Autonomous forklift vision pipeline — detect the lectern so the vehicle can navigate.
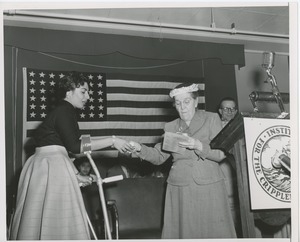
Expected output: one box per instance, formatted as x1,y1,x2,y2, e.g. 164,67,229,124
211,112,290,238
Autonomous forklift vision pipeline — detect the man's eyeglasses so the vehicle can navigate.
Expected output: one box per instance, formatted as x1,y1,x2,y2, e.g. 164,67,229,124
222,107,237,113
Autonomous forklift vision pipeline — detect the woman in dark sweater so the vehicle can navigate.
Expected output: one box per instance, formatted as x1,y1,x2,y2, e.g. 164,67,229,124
10,72,132,240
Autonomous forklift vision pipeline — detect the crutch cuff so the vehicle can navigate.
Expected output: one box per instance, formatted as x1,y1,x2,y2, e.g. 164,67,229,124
80,134,92,153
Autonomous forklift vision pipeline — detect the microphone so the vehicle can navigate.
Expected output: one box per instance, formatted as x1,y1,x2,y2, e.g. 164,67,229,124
259,51,286,114
262,51,275,70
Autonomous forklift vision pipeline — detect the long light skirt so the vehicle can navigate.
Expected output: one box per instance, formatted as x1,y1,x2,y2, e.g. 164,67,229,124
10,146,91,240
162,180,237,239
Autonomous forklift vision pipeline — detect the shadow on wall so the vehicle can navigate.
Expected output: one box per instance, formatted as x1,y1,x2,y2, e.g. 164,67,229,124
251,70,265,89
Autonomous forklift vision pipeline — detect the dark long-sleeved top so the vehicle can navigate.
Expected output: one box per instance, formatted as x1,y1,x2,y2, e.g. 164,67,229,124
34,100,81,154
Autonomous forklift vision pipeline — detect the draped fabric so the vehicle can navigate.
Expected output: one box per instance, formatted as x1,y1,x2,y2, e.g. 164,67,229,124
5,26,245,67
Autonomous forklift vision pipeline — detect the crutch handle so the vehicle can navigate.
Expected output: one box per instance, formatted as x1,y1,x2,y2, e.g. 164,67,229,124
103,175,124,184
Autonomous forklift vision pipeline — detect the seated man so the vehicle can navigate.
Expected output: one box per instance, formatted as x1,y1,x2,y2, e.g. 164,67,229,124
218,97,238,127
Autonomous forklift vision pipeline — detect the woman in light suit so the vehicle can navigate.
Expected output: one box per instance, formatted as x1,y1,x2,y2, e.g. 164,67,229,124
130,83,236,239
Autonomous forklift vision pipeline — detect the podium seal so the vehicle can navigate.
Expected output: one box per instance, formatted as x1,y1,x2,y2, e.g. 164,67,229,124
251,125,291,203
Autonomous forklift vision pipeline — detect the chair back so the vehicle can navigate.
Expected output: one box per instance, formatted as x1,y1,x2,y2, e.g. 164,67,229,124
104,177,166,239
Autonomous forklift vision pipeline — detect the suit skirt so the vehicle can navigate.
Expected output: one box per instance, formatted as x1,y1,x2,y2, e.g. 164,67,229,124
10,145,91,240
162,180,237,239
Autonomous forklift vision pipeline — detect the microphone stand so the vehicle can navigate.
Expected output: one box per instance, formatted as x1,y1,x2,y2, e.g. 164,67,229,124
250,51,288,116
265,68,286,113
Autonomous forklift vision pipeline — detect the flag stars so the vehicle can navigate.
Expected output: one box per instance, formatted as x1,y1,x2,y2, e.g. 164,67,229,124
30,112,36,118
27,70,106,122
30,103,36,109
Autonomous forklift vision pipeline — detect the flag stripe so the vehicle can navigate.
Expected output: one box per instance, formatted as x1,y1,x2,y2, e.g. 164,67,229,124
108,100,174,108
105,114,176,122
26,121,168,130
27,128,165,138
107,93,205,103
108,100,205,109
107,86,169,95
79,121,166,130
107,107,176,116
107,93,171,101
106,75,204,84
86,129,164,137
107,79,205,90
107,86,205,96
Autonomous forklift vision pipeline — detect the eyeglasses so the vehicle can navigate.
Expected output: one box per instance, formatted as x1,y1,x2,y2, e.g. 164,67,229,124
175,98,193,107
222,107,237,113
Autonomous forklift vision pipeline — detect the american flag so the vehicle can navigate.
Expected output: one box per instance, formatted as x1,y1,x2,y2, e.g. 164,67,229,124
23,67,205,158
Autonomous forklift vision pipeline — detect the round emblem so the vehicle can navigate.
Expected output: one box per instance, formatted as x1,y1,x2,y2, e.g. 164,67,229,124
252,125,291,202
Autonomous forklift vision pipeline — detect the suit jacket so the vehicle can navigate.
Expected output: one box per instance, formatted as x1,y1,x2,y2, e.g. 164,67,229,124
138,110,225,186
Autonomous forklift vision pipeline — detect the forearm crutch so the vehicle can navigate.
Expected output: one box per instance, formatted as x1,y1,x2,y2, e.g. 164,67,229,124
80,135,123,239
84,151,123,240
86,210,98,239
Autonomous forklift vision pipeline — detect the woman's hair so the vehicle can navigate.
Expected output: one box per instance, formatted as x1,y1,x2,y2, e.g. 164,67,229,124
56,71,87,100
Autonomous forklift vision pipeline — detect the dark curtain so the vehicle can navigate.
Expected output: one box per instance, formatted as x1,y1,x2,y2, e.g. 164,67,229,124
4,25,243,188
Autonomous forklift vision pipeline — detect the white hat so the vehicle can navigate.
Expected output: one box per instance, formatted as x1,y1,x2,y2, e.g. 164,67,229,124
169,83,199,98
